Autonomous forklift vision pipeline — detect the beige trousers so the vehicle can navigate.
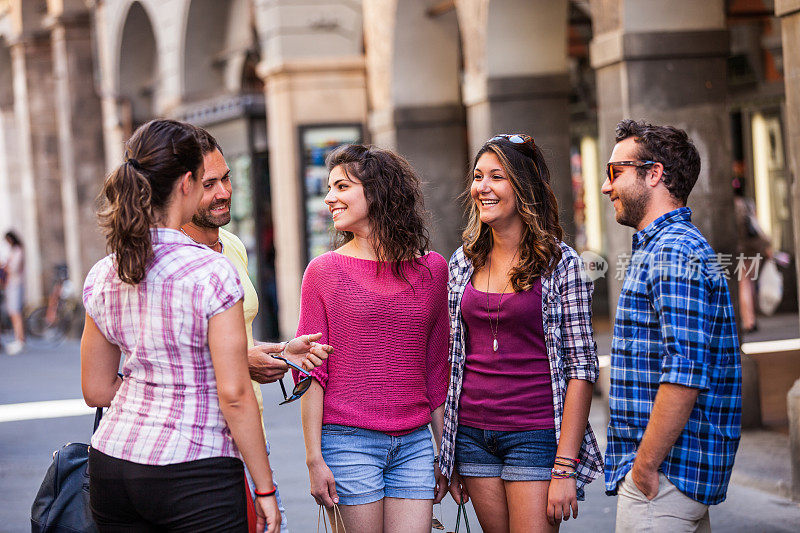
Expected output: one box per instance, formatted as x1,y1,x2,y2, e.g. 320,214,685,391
615,471,710,533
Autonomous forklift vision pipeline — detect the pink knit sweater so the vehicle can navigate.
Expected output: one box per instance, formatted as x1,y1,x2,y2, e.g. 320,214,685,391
296,251,450,435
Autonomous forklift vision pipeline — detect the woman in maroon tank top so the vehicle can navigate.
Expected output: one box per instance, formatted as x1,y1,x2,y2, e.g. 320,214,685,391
439,134,603,531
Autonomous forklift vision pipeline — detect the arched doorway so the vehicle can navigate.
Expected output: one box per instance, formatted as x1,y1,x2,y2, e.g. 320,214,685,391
118,1,157,136
181,0,277,338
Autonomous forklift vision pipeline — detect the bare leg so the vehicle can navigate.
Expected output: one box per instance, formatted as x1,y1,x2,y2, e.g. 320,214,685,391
738,269,756,330
10,313,24,343
383,498,432,533
331,500,383,533
461,476,509,533
505,480,557,533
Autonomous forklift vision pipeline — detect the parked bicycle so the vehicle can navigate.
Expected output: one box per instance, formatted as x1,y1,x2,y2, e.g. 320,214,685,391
25,264,84,344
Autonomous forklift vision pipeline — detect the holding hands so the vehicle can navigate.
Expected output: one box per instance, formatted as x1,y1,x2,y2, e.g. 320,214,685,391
248,332,333,384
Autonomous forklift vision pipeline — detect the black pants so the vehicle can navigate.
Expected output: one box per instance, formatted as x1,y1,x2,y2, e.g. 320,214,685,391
88,448,248,533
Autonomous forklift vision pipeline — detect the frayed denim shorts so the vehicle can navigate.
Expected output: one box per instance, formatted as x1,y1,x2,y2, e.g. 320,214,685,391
321,424,435,505
454,424,557,481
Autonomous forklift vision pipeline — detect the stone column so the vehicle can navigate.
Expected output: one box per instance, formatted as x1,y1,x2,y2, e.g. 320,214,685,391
50,10,106,289
776,0,800,332
0,43,22,238
365,0,467,256
10,31,63,301
260,58,368,338
91,0,124,171
254,0,368,338
457,0,576,243
590,0,736,310
391,106,467,256
591,1,755,423
0,106,23,236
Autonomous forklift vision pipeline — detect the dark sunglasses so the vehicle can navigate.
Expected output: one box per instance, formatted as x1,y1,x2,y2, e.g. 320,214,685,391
605,160,658,184
271,354,312,405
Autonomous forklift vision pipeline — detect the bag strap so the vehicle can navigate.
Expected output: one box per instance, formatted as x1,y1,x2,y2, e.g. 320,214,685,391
317,505,328,533
317,504,347,533
93,407,103,433
455,502,471,533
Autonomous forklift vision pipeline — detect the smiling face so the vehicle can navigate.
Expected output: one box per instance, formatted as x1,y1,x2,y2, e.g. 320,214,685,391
470,151,521,229
192,149,232,228
602,137,652,230
324,164,371,237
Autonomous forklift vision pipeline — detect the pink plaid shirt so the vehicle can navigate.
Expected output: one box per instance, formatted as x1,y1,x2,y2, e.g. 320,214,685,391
83,228,244,465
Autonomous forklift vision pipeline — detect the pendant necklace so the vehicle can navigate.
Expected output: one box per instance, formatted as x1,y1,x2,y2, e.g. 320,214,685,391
486,249,517,352
180,227,224,252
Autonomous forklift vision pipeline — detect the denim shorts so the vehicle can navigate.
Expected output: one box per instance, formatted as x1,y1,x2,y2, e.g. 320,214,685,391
454,424,557,481
321,424,435,505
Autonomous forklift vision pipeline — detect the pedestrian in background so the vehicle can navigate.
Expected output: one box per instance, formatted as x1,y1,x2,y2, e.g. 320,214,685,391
440,134,602,532
3,230,25,354
81,119,280,531
601,120,741,532
181,126,332,532
732,175,772,333
296,144,450,532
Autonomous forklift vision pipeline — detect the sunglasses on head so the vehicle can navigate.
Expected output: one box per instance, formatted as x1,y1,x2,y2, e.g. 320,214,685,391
605,160,658,184
489,133,534,146
271,353,313,405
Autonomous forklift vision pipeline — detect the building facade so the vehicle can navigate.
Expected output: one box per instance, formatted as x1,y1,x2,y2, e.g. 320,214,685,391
0,0,797,345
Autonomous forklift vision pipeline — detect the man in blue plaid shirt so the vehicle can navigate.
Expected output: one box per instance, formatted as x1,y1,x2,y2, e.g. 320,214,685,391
601,120,741,532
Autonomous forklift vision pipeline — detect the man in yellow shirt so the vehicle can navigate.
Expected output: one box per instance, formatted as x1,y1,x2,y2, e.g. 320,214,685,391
182,127,331,532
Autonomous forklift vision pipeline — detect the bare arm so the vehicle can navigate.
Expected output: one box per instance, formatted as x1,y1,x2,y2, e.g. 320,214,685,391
548,379,594,524
80,313,122,407
301,380,338,507
632,383,699,499
208,301,280,531
429,403,448,503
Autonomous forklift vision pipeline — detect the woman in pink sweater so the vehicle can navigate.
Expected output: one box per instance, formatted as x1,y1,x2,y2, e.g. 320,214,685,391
296,144,450,532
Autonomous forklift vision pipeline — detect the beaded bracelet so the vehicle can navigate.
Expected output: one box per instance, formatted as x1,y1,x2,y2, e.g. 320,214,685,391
554,455,579,468
254,487,277,498
551,468,578,479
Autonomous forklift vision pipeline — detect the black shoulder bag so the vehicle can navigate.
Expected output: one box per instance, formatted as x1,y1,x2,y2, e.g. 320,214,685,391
31,407,103,533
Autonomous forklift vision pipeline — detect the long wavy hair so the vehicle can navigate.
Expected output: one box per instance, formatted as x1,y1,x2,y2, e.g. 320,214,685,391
98,120,203,284
326,144,431,282
462,135,563,291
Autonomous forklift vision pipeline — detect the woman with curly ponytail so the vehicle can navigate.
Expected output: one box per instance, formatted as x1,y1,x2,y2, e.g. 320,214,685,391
295,145,450,531
439,134,603,531
81,119,281,531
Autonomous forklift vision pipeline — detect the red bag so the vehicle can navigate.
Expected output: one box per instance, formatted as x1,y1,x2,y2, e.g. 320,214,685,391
244,476,257,533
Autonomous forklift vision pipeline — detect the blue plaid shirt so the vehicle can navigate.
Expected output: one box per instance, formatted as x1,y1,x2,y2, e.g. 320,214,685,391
440,242,603,499
605,207,741,505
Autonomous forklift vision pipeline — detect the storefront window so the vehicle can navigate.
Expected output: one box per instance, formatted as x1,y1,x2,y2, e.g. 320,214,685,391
299,125,362,263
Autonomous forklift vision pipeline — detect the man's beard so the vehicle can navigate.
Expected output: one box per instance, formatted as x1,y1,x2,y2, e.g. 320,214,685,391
192,201,231,228
615,184,651,229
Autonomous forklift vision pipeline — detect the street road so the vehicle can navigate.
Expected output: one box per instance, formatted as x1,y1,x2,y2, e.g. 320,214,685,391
2,340,799,532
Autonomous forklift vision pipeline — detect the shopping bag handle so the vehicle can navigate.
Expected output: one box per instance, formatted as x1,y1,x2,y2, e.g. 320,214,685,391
455,501,471,532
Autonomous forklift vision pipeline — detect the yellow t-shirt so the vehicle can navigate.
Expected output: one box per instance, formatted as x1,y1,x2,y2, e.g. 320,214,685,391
219,228,265,430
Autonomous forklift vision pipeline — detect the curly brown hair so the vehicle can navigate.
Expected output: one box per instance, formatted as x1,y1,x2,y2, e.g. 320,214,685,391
462,135,563,291
98,119,203,284
325,144,431,282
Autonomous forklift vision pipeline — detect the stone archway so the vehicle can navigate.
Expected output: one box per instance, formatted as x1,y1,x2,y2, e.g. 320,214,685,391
457,0,575,242
182,0,253,100
366,0,467,255
118,1,157,134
